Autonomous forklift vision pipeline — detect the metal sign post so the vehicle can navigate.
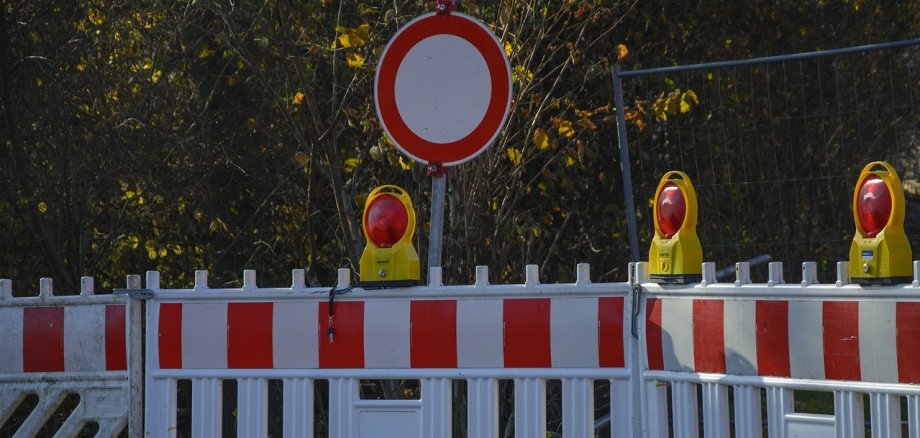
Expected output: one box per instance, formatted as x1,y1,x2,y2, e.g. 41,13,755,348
427,164,448,273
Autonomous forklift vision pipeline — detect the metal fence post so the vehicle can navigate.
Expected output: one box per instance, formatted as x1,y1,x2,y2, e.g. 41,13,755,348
126,274,143,438
612,63,640,262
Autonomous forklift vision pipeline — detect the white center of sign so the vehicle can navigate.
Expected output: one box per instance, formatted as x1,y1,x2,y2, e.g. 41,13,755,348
394,34,491,144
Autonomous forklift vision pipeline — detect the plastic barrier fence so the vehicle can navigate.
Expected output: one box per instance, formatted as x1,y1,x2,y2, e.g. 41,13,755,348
0,277,129,436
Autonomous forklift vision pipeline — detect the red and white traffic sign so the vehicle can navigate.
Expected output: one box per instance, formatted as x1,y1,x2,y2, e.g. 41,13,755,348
375,12,512,167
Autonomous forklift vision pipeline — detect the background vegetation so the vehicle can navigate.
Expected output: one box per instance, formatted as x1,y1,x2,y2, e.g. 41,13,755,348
2,0,919,293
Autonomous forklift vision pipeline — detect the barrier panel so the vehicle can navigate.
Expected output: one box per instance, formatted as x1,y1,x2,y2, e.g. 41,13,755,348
638,260,920,438
142,264,637,437
0,277,129,436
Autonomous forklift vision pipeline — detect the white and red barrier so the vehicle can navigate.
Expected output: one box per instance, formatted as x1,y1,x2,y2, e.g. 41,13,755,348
0,277,129,437
6,261,920,437
154,296,625,370
639,260,920,438
142,265,638,438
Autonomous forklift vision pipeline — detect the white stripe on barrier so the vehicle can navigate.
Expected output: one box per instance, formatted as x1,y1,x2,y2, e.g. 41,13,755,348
724,300,758,375
182,302,228,369
788,301,824,380
457,299,503,368
364,300,411,368
551,298,599,367
662,299,694,372
273,301,318,368
0,307,23,373
64,305,106,372
860,300,898,383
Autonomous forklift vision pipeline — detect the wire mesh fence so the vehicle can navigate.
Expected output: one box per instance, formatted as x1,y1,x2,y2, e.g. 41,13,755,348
615,39,920,283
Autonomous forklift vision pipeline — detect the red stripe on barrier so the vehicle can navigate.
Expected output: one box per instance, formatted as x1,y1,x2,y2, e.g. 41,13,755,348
104,305,127,371
823,301,861,381
693,300,726,373
755,300,790,377
228,302,274,369
503,298,551,367
319,301,365,368
158,303,183,369
23,307,65,372
598,297,625,367
410,300,457,368
897,302,920,383
646,298,664,371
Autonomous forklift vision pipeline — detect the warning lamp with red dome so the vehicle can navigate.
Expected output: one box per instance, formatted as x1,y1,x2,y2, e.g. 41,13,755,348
359,185,420,287
650,171,703,284
849,161,912,284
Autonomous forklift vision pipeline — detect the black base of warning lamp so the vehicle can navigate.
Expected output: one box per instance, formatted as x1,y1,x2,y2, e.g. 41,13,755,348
358,279,420,289
851,276,912,286
650,274,702,285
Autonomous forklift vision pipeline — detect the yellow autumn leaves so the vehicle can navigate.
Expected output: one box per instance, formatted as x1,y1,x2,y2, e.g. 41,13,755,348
337,24,369,68
506,115,594,166
650,89,699,122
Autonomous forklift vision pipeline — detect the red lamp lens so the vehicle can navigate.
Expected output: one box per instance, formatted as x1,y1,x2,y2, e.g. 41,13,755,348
857,176,891,238
365,194,409,247
657,182,686,239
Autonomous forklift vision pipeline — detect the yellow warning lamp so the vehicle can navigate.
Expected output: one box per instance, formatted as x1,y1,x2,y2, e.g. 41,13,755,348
849,161,912,285
359,185,420,288
649,171,703,284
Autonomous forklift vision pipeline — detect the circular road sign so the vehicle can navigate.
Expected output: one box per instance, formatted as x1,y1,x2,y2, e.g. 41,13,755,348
375,12,512,167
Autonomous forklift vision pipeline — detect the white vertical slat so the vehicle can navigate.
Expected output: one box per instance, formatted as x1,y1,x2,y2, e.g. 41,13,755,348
468,378,499,438
329,378,357,438
766,386,793,438
421,378,451,437
869,393,901,438
514,377,546,438
562,378,594,438
611,378,632,438
192,378,222,438
701,383,729,438
834,390,866,438
238,378,268,437
672,381,700,438
733,385,763,438
644,380,669,438
283,378,314,438
908,395,920,438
